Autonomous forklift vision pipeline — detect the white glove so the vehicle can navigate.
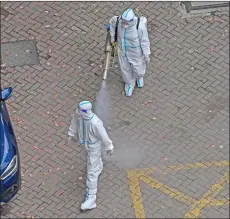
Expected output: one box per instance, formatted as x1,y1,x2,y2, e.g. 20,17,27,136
145,55,150,64
106,148,114,156
67,134,77,144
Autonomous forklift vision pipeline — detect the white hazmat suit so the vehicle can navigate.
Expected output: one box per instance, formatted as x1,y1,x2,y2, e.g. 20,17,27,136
109,8,151,96
68,101,114,210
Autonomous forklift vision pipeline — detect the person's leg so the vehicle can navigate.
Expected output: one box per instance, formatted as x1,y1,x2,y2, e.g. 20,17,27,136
118,53,135,96
131,56,146,88
98,157,103,175
137,77,144,88
81,145,102,210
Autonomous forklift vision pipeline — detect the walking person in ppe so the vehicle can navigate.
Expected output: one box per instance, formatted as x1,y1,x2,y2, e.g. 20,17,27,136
109,8,151,97
68,101,114,211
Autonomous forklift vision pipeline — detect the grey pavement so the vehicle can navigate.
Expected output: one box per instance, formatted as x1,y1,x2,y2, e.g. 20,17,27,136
0,1,229,218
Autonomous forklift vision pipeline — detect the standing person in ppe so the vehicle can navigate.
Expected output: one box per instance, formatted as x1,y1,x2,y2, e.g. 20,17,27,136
68,101,114,211
109,8,151,97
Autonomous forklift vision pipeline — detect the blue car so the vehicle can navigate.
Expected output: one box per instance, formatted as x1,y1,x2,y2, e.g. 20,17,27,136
0,87,21,203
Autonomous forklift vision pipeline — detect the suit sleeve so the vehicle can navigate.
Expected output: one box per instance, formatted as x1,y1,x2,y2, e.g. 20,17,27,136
139,20,151,57
109,16,118,43
68,111,78,137
92,120,114,151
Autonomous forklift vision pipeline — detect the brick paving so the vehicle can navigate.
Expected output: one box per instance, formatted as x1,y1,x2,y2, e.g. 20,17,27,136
1,1,229,218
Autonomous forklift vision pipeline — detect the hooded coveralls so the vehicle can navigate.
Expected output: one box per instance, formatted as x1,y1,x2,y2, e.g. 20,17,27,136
68,101,114,210
109,8,151,93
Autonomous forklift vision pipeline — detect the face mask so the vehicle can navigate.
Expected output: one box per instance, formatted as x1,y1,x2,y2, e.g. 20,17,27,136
122,17,134,28
122,21,129,28
78,108,93,120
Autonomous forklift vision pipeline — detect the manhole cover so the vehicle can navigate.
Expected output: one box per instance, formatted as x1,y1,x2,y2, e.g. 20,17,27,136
1,40,40,67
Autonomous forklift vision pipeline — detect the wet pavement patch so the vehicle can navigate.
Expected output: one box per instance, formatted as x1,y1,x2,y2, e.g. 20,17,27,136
1,40,40,67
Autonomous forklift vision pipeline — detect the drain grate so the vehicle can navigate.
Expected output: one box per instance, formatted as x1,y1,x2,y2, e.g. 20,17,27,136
1,40,40,68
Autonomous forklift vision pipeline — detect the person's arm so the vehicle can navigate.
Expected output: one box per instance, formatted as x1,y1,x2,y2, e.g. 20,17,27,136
109,16,119,43
68,111,78,138
139,18,151,59
93,120,114,152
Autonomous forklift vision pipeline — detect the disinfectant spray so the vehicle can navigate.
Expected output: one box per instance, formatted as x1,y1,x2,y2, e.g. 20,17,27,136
94,24,116,130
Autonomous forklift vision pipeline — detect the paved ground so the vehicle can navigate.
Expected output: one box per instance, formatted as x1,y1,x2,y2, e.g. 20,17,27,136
1,1,229,218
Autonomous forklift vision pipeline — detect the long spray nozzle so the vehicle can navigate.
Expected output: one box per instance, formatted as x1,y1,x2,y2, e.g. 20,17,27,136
94,25,114,130
103,25,115,80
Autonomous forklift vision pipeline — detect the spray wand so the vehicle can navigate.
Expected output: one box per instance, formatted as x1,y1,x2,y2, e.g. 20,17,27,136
102,24,116,80
94,24,116,130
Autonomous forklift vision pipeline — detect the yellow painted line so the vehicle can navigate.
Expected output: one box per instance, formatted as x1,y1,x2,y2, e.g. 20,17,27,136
142,160,230,174
127,161,230,219
184,172,229,218
128,171,146,219
140,174,196,205
210,199,230,206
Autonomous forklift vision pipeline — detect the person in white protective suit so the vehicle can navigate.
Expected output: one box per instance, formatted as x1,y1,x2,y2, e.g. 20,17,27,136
68,101,114,211
109,8,151,96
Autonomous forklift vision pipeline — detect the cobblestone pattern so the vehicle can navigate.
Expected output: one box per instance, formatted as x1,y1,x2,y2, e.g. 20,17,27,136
1,1,229,218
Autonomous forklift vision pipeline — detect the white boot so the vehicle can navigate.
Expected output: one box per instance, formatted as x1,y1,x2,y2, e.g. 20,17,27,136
80,193,97,211
125,83,134,97
137,77,144,88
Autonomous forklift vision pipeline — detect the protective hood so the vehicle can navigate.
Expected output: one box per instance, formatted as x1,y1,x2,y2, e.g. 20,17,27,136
122,8,135,21
78,101,94,120
121,8,137,28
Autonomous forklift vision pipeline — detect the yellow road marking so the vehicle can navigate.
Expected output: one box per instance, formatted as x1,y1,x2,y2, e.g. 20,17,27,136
210,199,230,206
142,160,230,174
127,160,230,218
128,171,145,219
184,172,229,218
140,174,196,205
